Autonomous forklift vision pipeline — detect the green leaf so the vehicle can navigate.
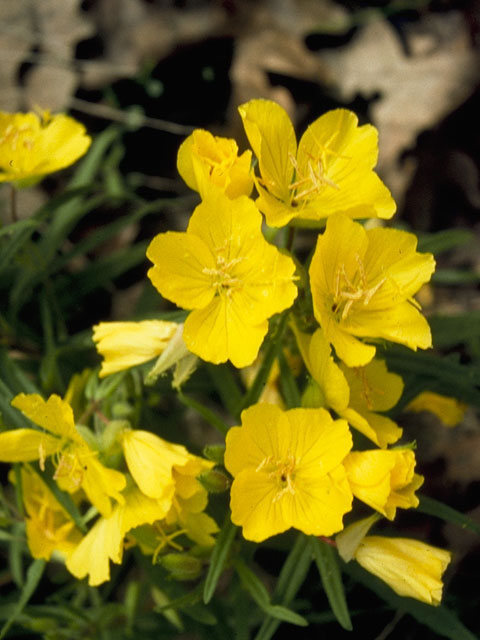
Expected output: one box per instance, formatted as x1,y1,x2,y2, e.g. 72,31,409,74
203,516,237,604
237,313,288,415
310,537,352,630
0,220,37,273
417,229,475,254
418,495,480,536
0,558,46,639
234,558,308,626
432,269,480,285
206,363,243,418
277,348,301,409
383,346,480,409
430,311,480,349
31,463,87,533
346,562,477,640
177,391,229,436
254,534,312,640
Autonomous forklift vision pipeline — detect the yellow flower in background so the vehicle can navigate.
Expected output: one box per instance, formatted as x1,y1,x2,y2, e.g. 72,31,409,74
238,99,395,227
406,391,467,427
344,449,423,519
15,466,82,562
224,404,353,541
294,325,403,447
309,214,435,367
92,320,179,377
0,111,91,186
146,190,298,367
0,394,126,517
120,428,200,503
67,446,217,585
354,536,451,605
66,485,170,586
177,129,253,199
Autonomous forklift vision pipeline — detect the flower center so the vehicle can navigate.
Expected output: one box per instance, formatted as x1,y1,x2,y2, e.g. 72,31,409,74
288,153,339,203
331,257,385,321
202,249,244,296
256,454,296,501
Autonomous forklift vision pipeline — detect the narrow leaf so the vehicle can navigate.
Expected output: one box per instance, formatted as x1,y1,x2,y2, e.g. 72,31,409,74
346,562,477,640
310,537,352,630
418,495,480,536
254,534,312,640
0,558,45,639
203,516,237,604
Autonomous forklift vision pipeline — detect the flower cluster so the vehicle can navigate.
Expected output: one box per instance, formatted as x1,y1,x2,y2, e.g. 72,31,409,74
0,100,454,617
0,393,217,586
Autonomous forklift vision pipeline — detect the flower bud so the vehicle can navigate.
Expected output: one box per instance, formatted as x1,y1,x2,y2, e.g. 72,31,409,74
157,553,203,581
197,468,231,493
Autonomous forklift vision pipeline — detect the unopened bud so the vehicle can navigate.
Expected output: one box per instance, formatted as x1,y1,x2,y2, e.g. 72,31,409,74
301,378,326,408
157,553,203,581
202,444,225,465
198,468,231,493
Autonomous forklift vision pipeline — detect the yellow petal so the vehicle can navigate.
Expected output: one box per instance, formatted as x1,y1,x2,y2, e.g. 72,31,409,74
147,231,216,309
355,536,451,605
121,429,189,500
238,99,296,203
11,393,81,442
80,454,126,517
92,320,179,377
66,513,123,586
0,428,59,462
184,296,269,368
296,109,395,221
406,391,467,427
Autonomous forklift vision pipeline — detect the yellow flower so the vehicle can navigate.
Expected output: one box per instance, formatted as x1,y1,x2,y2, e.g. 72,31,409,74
339,358,404,447
165,457,218,547
146,190,298,367
238,99,396,227
224,403,353,541
294,325,403,447
344,449,423,519
309,214,435,367
15,466,82,561
120,428,199,503
354,536,451,605
66,485,170,586
0,110,91,186
177,129,253,199
406,391,467,427
92,320,179,377
0,394,126,517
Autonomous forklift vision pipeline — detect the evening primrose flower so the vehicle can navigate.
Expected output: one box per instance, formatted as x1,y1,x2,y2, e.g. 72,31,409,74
15,466,82,561
146,190,298,367
224,403,353,541
344,449,423,519
177,129,253,199
309,214,435,367
92,320,179,377
66,485,170,586
354,536,451,605
0,393,126,517
238,99,395,227
295,325,403,447
0,110,91,186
